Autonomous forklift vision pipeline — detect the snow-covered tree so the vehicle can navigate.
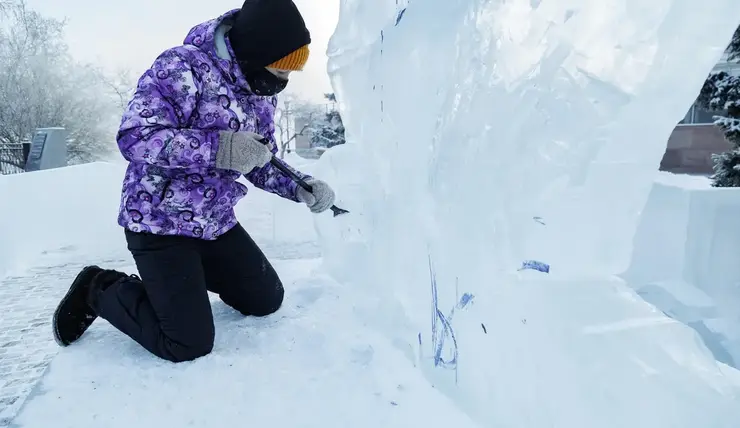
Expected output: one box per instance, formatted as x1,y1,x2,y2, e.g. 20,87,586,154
310,93,345,148
0,0,130,167
697,26,740,187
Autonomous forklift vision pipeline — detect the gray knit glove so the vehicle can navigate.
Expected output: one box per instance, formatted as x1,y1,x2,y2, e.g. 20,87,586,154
216,131,274,173
296,179,336,213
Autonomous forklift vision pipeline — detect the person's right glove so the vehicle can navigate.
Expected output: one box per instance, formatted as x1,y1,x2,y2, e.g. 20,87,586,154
216,131,274,174
296,179,336,213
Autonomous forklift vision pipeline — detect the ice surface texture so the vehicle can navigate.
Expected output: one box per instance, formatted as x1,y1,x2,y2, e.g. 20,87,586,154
313,0,740,426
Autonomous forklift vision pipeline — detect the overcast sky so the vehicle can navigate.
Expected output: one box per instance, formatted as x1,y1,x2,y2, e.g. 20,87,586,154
25,0,340,103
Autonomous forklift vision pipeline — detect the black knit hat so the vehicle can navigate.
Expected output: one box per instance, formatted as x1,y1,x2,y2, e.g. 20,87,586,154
228,0,311,69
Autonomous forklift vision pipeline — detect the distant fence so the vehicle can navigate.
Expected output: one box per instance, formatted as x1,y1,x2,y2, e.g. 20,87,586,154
0,143,30,175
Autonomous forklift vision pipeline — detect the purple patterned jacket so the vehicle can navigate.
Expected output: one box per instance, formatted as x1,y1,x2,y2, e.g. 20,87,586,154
116,9,310,240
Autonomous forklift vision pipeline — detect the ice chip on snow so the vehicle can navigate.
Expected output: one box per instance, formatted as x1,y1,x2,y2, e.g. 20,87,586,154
519,260,550,273
314,0,740,426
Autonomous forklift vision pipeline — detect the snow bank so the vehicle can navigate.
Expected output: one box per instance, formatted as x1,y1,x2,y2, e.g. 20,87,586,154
626,173,740,368
0,163,126,276
314,0,740,426
0,160,317,277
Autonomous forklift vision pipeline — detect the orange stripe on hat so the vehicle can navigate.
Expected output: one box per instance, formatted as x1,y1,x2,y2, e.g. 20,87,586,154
267,44,310,71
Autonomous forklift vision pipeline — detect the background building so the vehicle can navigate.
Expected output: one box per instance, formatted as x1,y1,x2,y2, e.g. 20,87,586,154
661,53,740,175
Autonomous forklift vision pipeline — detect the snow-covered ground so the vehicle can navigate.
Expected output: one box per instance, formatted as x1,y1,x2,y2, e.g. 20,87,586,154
12,261,479,428
5,0,740,426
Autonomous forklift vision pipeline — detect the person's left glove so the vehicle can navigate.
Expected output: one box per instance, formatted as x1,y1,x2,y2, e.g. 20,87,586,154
296,179,336,213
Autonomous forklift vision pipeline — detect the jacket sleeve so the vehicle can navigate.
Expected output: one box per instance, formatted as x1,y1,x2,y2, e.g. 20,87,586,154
244,132,313,202
116,48,219,169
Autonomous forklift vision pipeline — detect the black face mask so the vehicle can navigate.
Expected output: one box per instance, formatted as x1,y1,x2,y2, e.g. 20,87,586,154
242,66,288,96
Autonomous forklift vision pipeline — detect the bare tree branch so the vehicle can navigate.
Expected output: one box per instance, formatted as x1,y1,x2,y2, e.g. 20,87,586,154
279,121,311,158
95,67,135,111
273,95,323,158
0,0,15,15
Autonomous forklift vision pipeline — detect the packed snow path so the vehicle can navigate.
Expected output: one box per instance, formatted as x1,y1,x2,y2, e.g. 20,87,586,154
0,249,131,426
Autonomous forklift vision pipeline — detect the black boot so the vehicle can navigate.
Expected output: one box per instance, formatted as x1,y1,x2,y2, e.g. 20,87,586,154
52,265,103,346
52,266,130,346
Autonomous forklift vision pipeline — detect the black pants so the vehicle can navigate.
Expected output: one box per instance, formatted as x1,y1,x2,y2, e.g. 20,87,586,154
97,223,284,363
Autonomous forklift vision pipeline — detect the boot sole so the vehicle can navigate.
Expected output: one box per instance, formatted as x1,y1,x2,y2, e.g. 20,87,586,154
52,266,101,347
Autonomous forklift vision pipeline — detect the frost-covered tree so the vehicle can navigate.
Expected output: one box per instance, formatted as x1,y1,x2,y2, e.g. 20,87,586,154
310,93,345,148
0,0,130,166
697,26,740,187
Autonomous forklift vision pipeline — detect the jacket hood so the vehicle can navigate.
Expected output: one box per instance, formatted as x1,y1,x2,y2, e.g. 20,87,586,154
182,9,249,89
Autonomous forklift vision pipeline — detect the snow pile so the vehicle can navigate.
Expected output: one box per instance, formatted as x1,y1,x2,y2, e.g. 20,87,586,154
314,0,740,426
0,163,126,277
